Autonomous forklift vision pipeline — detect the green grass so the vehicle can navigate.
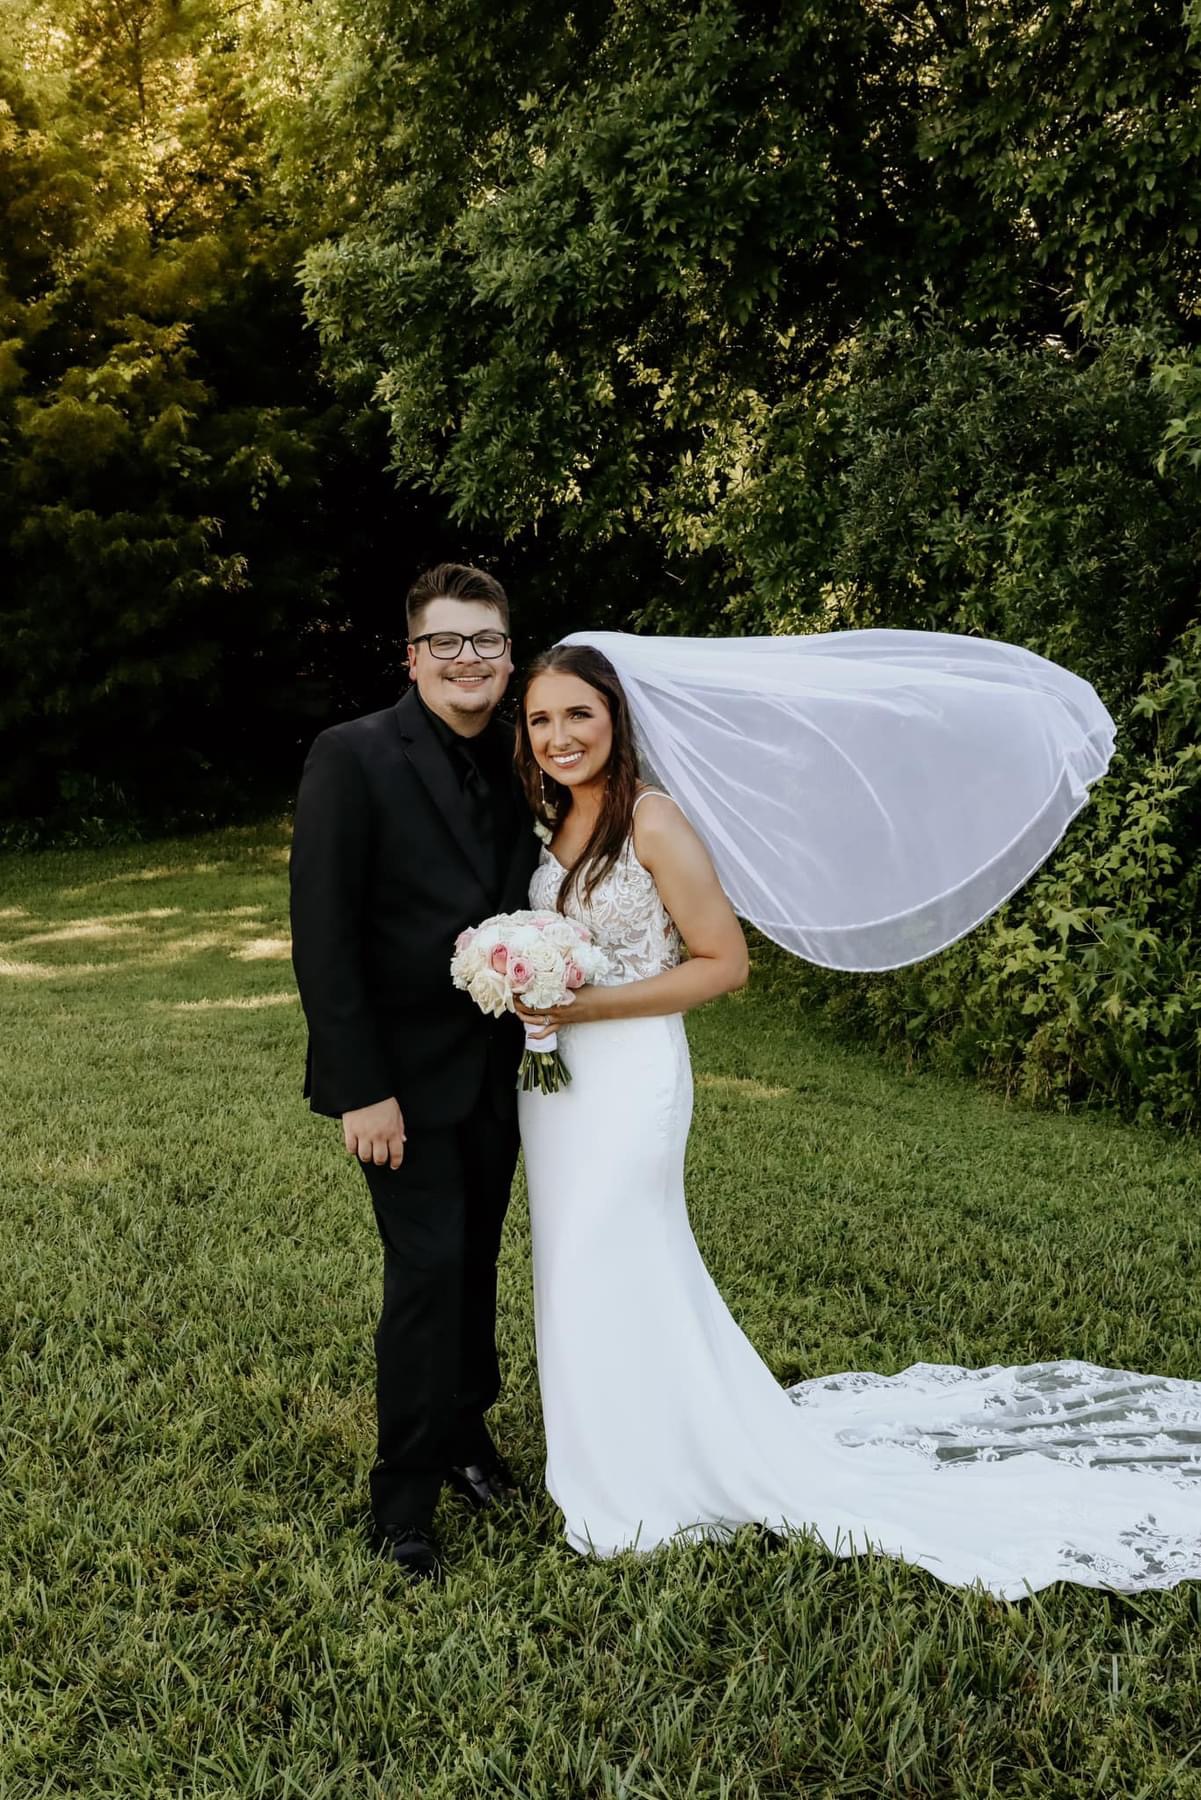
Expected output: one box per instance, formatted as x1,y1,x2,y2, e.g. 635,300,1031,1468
2,821,1200,1799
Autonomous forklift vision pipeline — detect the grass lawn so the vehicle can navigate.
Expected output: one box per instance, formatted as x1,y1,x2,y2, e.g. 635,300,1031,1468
2,820,1200,1798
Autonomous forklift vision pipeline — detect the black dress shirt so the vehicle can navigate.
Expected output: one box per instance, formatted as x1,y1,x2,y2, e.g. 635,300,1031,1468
414,689,516,899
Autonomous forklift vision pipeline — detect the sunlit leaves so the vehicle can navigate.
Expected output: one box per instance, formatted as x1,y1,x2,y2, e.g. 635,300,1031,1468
299,0,913,580
295,0,1201,642
0,1,334,827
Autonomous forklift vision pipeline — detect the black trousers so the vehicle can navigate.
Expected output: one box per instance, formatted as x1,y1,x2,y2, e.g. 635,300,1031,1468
360,1085,520,1535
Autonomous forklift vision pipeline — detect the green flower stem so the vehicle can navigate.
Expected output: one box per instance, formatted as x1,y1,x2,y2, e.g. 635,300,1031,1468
519,1047,572,1094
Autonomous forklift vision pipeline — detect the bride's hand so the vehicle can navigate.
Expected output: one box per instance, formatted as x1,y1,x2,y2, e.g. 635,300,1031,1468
514,989,603,1036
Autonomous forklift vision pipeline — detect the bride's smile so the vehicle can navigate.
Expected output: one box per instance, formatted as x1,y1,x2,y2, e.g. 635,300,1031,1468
525,670,615,795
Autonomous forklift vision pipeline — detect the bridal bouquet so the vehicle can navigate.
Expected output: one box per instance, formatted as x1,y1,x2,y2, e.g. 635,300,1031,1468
450,910,611,1094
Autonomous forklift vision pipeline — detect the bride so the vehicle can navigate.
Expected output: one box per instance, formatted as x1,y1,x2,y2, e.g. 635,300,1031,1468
512,640,1201,1600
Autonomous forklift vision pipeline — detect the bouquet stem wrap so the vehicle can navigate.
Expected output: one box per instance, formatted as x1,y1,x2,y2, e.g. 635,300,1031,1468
520,1027,570,1094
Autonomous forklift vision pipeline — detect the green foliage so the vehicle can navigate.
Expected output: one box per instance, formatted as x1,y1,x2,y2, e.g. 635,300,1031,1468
918,0,1201,333
298,0,1201,614
0,0,388,830
709,317,1201,695
299,0,925,622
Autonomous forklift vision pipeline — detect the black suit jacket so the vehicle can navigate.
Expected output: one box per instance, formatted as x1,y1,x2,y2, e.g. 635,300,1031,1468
289,688,542,1127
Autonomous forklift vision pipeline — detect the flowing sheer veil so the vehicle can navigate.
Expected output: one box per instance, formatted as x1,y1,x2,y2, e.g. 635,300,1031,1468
559,627,1116,970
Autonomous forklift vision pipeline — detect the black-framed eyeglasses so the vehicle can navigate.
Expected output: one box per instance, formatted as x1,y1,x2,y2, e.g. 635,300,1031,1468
410,630,511,660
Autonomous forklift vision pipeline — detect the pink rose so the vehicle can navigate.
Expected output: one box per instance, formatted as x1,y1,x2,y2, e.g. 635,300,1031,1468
508,956,533,992
565,962,585,990
454,928,476,953
575,925,590,942
490,944,509,973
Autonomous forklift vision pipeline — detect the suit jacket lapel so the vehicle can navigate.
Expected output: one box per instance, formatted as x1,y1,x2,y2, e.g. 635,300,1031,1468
394,689,496,891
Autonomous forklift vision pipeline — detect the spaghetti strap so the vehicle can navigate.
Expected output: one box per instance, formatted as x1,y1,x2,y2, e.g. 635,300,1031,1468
631,787,675,815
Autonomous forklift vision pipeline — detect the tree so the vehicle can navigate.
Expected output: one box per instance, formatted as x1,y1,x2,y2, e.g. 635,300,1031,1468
297,0,1201,644
0,0,414,830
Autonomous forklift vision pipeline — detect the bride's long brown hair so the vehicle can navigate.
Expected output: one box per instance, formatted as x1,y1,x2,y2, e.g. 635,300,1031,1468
516,645,640,913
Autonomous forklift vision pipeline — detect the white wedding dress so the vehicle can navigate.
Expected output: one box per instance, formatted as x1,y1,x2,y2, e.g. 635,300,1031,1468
518,794,1201,1601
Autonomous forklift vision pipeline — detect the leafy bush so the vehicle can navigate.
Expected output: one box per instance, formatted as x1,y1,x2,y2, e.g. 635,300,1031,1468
706,317,1201,696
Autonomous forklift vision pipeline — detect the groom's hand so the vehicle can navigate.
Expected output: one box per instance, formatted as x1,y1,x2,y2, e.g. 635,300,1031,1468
342,1097,406,1170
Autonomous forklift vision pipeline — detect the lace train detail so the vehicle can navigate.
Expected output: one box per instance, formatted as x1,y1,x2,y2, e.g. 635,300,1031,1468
787,1360,1201,1480
783,1359,1201,1592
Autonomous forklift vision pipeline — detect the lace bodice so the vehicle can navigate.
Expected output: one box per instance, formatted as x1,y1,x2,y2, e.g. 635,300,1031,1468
528,792,684,985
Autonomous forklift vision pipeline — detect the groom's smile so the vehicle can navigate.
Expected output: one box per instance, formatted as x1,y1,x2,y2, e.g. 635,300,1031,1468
406,594,515,734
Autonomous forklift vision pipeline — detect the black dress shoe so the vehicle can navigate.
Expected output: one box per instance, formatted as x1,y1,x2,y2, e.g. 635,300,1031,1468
446,1456,520,1511
379,1523,441,1583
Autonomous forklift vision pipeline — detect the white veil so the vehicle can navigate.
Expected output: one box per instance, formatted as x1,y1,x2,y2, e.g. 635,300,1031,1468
559,628,1116,971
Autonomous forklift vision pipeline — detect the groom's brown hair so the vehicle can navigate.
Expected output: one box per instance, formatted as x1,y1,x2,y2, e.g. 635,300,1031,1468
405,563,509,637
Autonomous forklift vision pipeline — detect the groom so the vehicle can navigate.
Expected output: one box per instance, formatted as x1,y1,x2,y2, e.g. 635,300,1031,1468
289,563,541,1582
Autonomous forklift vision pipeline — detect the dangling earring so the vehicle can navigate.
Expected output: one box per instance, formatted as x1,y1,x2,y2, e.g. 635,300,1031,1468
540,770,558,820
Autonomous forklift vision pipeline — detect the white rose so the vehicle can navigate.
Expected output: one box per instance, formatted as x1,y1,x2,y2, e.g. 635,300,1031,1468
525,975,566,1011
468,968,509,1017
